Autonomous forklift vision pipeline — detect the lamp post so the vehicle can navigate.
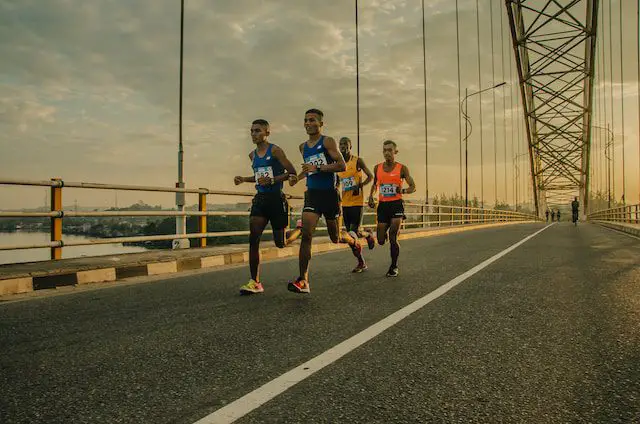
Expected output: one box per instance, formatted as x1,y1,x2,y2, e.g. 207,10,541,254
592,124,614,208
460,81,506,208
174,0,188,249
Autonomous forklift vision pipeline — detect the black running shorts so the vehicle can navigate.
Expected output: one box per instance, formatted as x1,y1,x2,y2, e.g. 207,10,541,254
342,206,363,232
376,200,405,225
250,192,289,230
303,188,341,220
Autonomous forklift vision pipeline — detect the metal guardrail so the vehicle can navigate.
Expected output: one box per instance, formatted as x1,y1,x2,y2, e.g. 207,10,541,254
588,204,640,224
1,178,540,259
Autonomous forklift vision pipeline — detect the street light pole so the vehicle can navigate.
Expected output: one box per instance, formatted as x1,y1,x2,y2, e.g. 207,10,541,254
174,0,188,249
460,81,506,208
465,88,469,207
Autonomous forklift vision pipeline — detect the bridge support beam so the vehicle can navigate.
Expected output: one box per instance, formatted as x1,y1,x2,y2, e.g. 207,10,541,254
505,0,599,215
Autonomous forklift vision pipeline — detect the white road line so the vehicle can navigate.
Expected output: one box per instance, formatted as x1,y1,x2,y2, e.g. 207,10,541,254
194,224,552,424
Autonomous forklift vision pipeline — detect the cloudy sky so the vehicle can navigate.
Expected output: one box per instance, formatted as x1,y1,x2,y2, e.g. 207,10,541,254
0,0,638,210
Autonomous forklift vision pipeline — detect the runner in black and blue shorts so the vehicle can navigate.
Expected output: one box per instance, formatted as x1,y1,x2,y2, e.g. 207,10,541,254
234,119,301,295
287,109,364,293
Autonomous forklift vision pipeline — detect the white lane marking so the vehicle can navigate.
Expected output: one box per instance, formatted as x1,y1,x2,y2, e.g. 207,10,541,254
194,224,552,424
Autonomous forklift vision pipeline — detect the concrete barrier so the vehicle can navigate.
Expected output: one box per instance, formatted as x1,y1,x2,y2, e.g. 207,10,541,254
593,221,640,238
0,221,537,296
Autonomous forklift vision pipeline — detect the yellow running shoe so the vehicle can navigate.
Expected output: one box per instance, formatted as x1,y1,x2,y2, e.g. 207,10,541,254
240,279,264,295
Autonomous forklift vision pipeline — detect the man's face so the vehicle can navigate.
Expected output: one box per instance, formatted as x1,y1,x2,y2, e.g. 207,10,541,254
250,124,268,144
304,113,322,135
339,138,351,156
383,143,397,161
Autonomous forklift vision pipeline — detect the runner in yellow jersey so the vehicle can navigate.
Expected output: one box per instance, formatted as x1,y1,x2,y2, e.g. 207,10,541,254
337,136,376,272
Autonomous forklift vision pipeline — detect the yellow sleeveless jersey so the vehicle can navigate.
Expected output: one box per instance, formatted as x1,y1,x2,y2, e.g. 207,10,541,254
338,155,364,207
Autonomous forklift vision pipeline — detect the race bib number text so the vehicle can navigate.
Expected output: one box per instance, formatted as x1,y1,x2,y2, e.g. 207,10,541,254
341,177,357,191
254,166,274,184
380,184,398,197
305,153,328,175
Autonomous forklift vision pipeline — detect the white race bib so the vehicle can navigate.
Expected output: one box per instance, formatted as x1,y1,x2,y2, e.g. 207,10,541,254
341,177,357,191
305,153,328,175
254,166,274,184
380,183,398,197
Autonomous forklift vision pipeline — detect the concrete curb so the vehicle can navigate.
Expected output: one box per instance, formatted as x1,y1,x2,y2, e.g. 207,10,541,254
0,221,536,296
593,221,640,238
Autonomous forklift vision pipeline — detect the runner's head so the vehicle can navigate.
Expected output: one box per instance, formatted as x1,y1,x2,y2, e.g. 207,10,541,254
574,196,577,201
304,108,323,136
382,140,398,162
251,119,270,145
339,137,352,156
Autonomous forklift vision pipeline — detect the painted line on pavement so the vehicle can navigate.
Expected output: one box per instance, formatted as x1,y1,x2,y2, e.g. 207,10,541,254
194,224,552,424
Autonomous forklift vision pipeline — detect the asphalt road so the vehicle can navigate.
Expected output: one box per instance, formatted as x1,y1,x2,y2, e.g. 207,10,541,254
1,223,638,423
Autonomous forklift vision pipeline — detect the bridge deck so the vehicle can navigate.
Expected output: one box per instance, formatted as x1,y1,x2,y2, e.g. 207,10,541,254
1,223,638,423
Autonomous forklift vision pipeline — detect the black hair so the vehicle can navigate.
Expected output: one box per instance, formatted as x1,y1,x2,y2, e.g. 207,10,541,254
305,109,324,120
383,139,398,149
339,136,352,146
252,119,270,128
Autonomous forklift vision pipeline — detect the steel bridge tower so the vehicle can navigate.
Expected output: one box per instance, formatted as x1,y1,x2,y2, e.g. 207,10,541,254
505,0,599,217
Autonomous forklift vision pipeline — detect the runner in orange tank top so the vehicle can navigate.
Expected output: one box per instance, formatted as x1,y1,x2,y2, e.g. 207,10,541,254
368,140,416,277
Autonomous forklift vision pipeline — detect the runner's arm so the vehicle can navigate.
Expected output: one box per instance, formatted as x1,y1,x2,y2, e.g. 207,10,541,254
357,157,373,188
315,137,346,173
400,165,416,195
368,164,379,207
234,152,257,185
271,145,297,183
295,142,308,182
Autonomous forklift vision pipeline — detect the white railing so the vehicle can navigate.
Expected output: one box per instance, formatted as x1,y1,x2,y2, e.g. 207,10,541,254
0,178,540,260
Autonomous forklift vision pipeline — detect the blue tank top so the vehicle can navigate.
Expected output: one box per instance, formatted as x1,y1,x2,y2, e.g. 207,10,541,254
303,136,336,190
252,143,285,193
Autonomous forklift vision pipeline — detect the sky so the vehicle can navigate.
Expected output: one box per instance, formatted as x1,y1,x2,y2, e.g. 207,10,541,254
0,0,638,210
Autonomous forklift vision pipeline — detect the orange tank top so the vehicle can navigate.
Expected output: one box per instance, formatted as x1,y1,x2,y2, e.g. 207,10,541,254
376,162,403,202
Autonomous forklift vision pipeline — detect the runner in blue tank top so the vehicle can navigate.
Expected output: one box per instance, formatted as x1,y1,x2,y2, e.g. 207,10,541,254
233,119,302,295
287,109,364,294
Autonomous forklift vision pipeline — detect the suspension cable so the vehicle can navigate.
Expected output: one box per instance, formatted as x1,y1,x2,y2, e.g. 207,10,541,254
609,0,616,201
421,0,429,202
500,4,508,204
490,0,498,205
619,0,626,203
455,0,463,198
475,0,485,207
355,0,360,156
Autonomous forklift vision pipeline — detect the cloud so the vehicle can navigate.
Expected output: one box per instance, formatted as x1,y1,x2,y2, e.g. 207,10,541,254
0,0,637,210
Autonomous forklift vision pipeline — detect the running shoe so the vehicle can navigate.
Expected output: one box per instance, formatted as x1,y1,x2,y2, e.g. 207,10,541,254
386,266,399,277
240,279,264,295
352,262,368,273
287,277,310,294
365,233,376,250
